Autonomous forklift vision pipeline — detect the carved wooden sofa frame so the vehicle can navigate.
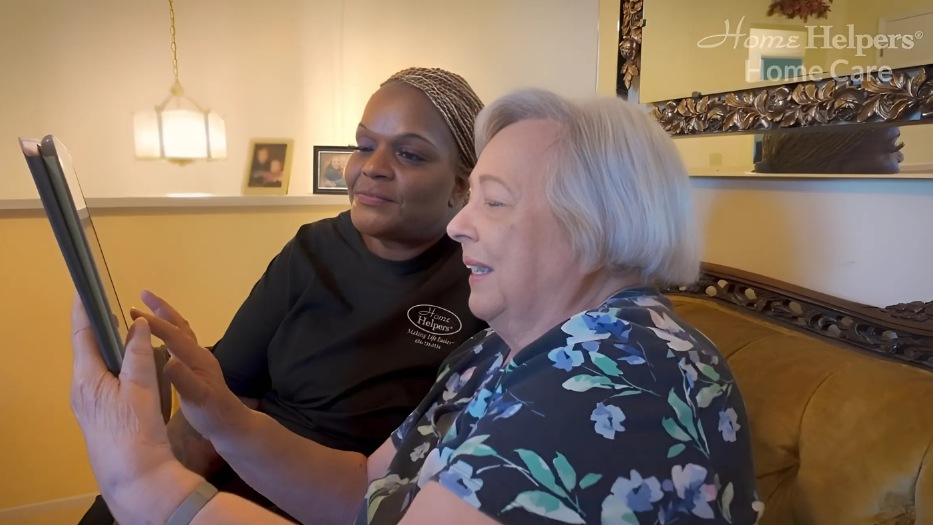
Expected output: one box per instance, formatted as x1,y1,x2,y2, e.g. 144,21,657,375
665,263,933,370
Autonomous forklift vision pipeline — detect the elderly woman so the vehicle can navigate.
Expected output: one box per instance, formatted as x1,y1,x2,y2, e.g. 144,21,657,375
71,89,763,524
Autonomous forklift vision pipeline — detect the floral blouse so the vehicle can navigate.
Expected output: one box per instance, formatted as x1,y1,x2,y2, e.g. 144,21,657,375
356,288,764,524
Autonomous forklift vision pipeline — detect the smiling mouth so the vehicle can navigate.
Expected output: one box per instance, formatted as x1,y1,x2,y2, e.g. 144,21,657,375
466,264,492,275
353,190,393,204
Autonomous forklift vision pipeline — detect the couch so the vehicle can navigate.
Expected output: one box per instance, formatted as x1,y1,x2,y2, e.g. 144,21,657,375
666,264,933,525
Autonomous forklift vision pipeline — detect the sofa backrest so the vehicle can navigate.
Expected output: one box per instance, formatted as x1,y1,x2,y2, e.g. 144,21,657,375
670,295,933,525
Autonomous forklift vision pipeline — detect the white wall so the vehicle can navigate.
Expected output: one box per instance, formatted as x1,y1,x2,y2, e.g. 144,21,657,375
1,0,599,199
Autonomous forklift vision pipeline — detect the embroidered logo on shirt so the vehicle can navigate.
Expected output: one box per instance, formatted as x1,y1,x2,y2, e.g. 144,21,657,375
407,304,463,336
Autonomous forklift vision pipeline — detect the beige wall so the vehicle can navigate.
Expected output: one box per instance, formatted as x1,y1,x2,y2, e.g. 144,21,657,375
693,177,933,307
1,0,601,200
0,205,345,514
0,214,97,512
848,0,933,56
597,0,623,97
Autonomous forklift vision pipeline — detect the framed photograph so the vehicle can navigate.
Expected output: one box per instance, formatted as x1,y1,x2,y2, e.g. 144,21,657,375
313,146,355,195
243,139,294,195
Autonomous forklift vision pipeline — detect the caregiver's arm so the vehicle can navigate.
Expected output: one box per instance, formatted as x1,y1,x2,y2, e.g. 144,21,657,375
142,311,396,525
188,438,396,525
208,409,376,524
165,398,256,476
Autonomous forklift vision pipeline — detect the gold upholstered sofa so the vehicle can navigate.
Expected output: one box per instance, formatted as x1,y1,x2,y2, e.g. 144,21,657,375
666,264,933,525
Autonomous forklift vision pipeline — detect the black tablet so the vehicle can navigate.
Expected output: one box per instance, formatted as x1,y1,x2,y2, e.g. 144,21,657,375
20,135,127,374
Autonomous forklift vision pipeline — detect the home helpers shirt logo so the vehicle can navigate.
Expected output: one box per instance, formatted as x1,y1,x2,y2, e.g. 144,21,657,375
406,304,462,350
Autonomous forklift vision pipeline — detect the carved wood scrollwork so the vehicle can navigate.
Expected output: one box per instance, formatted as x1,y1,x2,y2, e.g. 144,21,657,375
665,264,933,370
881,301,933,323
651,66,933,136
618,0,644,95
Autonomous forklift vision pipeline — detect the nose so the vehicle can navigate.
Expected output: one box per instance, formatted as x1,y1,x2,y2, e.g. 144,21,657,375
361,144,394,180
446,198,477,244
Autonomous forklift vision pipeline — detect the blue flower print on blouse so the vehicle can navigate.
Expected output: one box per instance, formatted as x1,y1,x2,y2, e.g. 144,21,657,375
662,464,719,521
466,388,493,418
361,288,763,525
605,470,664,513
718,408,740,442
438,461,484,508
548,346,585,371
591,403,626,439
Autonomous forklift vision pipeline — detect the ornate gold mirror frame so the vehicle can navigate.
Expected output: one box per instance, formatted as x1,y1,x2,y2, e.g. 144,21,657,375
617,0,643,98
618,0,933,136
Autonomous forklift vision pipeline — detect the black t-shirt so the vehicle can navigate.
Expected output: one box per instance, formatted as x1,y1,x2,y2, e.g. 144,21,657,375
212,211,486,455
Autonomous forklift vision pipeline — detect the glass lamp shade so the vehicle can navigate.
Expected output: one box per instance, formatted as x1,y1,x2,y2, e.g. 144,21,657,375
133,94,226,164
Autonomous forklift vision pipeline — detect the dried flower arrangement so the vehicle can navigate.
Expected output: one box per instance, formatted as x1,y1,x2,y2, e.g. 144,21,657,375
767,0,833,22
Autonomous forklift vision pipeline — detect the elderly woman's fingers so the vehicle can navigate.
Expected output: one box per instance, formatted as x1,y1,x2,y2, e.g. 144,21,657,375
71,293,108,380
133,310,214,370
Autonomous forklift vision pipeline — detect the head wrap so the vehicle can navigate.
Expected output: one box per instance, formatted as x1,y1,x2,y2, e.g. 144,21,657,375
383,67,484,173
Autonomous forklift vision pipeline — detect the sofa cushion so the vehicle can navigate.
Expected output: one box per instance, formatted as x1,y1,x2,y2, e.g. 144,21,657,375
670,296,933,525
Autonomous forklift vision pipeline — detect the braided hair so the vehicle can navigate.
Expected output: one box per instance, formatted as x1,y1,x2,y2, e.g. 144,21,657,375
383,67,484,176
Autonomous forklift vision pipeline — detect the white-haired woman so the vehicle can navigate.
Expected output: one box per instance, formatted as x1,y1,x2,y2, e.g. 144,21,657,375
70,89,762,525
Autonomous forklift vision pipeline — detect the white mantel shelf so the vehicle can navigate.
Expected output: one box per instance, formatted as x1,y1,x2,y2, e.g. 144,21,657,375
0,194,350,212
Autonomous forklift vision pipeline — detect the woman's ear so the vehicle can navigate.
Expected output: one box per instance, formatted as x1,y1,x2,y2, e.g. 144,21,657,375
449,171,470,208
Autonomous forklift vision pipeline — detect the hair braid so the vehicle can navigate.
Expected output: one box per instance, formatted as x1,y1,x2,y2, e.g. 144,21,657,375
383,67,484,174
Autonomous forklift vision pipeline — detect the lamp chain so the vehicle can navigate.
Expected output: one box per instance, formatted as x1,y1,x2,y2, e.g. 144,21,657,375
168,0,182,95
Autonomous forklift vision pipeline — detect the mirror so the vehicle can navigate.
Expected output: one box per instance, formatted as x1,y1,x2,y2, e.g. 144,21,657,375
674,121,933,177
640,0,933,103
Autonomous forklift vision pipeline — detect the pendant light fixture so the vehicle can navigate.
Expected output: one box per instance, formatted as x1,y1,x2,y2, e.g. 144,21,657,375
133,0,226,165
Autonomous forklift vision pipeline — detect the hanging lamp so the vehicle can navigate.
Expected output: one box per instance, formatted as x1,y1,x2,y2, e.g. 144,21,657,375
133,0,226,165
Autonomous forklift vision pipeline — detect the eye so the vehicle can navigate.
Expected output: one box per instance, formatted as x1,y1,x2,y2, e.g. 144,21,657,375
354,144,373,153
484,199,507,208
398,150,425,162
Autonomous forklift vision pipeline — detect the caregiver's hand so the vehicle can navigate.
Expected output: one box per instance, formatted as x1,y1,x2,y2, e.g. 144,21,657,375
131,289,199,343
70,294,201,524
130,296,252,442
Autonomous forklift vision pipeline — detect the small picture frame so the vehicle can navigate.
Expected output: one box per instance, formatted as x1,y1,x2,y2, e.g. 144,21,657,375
313,146,355,195
243,139,294,195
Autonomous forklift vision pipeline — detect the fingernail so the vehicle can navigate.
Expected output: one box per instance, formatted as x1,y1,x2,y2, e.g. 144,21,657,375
130,317,148,336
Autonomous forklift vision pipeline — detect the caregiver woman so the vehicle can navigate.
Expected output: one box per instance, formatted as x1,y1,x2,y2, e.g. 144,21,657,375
69,88,763,525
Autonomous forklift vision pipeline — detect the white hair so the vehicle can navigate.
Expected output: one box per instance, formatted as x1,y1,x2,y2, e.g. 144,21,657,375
474,89,700,285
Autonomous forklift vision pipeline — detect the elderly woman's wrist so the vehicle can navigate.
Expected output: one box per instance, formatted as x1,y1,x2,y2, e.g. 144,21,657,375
109,460,203,525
